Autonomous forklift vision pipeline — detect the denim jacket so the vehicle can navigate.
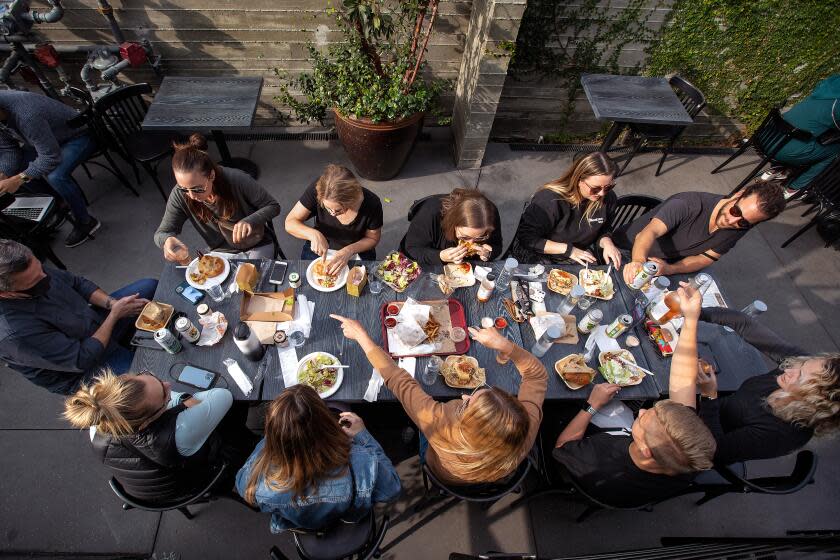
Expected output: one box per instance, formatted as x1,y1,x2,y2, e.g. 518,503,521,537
235,429,401,534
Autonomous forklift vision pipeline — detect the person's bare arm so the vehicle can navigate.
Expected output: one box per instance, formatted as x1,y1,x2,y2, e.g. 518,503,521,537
284,201,317,241
623,218,669,283
669,284,702,408
658,251,719,275
88,289,115,310
555,384,621,448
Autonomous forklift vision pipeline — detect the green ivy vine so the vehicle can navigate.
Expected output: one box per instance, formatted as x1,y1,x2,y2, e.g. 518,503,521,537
646,0,840,134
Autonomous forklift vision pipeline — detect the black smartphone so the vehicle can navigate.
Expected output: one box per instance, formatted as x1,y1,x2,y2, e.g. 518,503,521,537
175,281,204,305
177,365,218,390
269,261,288,285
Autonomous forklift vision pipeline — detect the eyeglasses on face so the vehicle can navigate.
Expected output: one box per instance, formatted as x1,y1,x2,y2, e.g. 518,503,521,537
581,178,616,195
458,383,492,413
323,204,346,217
728,198,753,229
177,184,207,194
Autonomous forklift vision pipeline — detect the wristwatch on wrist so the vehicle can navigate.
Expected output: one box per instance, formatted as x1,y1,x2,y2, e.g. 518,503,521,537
582,402,598,416
177,393,193,405
18,172,31,183
700,393,718,402
106,297,115,310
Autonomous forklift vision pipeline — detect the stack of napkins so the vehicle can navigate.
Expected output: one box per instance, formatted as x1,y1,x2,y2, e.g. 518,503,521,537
364,358,416,402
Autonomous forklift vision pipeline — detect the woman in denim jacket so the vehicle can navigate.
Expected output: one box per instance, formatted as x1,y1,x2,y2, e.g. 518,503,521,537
236,385,401,533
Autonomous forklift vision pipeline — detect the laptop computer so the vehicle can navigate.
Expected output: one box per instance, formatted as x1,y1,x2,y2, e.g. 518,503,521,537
0,196,54,223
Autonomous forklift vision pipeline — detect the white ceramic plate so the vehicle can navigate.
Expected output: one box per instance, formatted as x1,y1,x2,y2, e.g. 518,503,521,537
185,252,231,290
296,352,343,398
306,259,349,292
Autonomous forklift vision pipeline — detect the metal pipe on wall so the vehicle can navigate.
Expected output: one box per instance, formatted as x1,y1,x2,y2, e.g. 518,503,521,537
10,42,59,98
27,0,65,24
0,44,120,55
95,0,125,45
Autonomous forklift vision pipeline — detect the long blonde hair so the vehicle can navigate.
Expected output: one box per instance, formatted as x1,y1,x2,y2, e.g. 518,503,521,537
63,370,151,437
767,355,840,437
440,387,530,483
242,385,352,504
538,152,618,222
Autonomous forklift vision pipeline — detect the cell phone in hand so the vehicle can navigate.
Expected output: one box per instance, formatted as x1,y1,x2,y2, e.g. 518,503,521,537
269,261,288,285
175,281,204,305
177,365,218,390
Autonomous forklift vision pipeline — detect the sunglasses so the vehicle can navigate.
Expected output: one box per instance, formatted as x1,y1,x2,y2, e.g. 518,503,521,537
581,179,616,195
457,233,490,243
728,199,753,229
177,184,207,194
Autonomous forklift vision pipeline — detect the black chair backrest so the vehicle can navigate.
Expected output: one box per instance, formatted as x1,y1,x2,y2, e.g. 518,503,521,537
423,458,531,502
108,461,228,511
407,194,440,222
809,154,840,202
609,194,662,233
293,511,385,560
716,450,817,495
669,75,706,120
752,108,812,157
94,83,154,144
555,462,663,512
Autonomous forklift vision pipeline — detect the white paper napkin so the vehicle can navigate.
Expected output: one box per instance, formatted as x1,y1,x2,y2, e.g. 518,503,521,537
593,324,621,353
223,358,253,396
277,345,299,388
364,369,384,402
590,400,634,431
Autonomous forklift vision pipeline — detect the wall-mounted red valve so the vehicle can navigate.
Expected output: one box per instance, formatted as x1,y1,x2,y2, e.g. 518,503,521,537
119,42,147,67
34,43,61,68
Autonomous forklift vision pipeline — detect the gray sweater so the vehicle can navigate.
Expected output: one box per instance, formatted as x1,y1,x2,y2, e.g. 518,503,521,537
154,166,282,251
0,90,85,179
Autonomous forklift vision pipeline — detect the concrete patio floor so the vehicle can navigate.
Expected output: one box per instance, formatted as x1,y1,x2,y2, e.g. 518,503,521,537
1,136,838,559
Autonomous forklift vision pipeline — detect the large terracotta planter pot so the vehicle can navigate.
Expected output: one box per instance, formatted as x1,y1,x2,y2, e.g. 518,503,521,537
333,110,424,181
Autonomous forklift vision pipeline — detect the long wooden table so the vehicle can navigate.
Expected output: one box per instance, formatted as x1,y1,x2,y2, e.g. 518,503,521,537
131,259,766,402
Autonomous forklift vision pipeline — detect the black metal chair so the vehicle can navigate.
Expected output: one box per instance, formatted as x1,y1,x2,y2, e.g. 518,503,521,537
0,193,67,269
781,155,840,248
608,194,662,233
711,108,812,194
269,511,390,560
618,75,706,177
692,450,818,506
94,83,174,200
107,461,228,520
64,87,138,198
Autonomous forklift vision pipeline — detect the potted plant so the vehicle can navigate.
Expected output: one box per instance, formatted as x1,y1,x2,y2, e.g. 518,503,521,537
276,0,448,180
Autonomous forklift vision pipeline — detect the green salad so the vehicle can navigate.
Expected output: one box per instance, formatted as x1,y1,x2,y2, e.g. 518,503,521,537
299,354,338,394
599,352,641,386
376,252,421,291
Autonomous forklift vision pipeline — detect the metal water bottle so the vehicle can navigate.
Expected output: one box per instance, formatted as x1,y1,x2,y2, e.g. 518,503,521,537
233,322,265,361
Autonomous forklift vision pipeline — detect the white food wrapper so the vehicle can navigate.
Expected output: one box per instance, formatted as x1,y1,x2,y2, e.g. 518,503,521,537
590,400,634,431
364,369,384,402
529,281,546,312
530,313,566,341
197,311,227,346
593,324,621,353
222,357,253,396
394,299,431,348
277,345,299,388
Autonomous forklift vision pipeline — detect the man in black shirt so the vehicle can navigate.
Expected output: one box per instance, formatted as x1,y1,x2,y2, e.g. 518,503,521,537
615,180,785,285
553,285,716,508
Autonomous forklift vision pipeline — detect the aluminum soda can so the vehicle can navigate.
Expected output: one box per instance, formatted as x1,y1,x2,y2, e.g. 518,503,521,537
577,308,603,334
288,272,301,289
630,261,660,290
154,328,182,354
605,314,632,339
174,317,200,343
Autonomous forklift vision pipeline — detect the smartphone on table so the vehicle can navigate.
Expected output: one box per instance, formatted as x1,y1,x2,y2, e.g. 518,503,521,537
269,261,288,285
177,365,218,390
176,281,204,305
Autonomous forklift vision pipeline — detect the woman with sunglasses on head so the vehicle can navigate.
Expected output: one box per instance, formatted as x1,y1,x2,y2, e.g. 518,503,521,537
509,152,622,267
154,133,282,263
284,164,383,275
63,369,236,502
399,188,503,265
236,384,401,534
614,179,786,286
330,314,547,485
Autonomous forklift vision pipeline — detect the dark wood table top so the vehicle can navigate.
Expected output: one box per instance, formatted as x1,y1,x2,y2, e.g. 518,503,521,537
580,73,694,126
141,76,263,131
617,271,770,395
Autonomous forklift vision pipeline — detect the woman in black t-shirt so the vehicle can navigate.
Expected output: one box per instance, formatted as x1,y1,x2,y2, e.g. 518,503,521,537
509,153,622,267
285,164,383,274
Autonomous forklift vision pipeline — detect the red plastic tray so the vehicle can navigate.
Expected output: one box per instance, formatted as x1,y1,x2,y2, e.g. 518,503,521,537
380,298,470,358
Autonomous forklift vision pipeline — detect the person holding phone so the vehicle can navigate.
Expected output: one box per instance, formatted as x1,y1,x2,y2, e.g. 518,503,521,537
0,239,156,394
284,164,382,275
236,384,401,534
63,370,239,502
154,133,282,263
399,188,504,266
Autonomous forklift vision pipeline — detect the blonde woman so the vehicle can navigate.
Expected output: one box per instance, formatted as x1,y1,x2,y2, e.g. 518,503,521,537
63,370,234,501
687,306,840,465
510,152,621,267
236,384,400,534
285,164,383,275
331,315,547,485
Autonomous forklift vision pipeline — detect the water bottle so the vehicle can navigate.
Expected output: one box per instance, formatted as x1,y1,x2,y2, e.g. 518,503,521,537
725,300,767,332
558,285,585,315
495,257,518,293
531,324,563,358
233,322,265,361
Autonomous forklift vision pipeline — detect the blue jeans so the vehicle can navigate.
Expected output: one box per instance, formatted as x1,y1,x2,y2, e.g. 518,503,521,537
22,134,96,224
419,432,429,465
98,278,159,374
301,241,377,261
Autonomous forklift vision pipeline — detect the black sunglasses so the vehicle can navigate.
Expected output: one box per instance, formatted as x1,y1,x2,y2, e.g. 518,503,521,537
581,179,616,195
728,198,753,229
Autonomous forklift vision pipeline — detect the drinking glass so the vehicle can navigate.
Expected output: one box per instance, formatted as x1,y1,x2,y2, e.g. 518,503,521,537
576,295,593,311
369,280,384,295
288,328,306,348
206,283,226,302
422,355,443,385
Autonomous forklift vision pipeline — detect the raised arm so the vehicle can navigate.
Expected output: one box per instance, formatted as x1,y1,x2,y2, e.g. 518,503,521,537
669,283,702,408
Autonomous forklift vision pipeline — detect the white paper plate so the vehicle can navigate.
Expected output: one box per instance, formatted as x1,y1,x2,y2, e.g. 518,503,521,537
306,259,349,292
296,352,343,399
185,252,231,290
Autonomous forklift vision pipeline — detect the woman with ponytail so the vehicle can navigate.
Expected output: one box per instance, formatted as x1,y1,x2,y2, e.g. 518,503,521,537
154,133,282,262
64,369,236,501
